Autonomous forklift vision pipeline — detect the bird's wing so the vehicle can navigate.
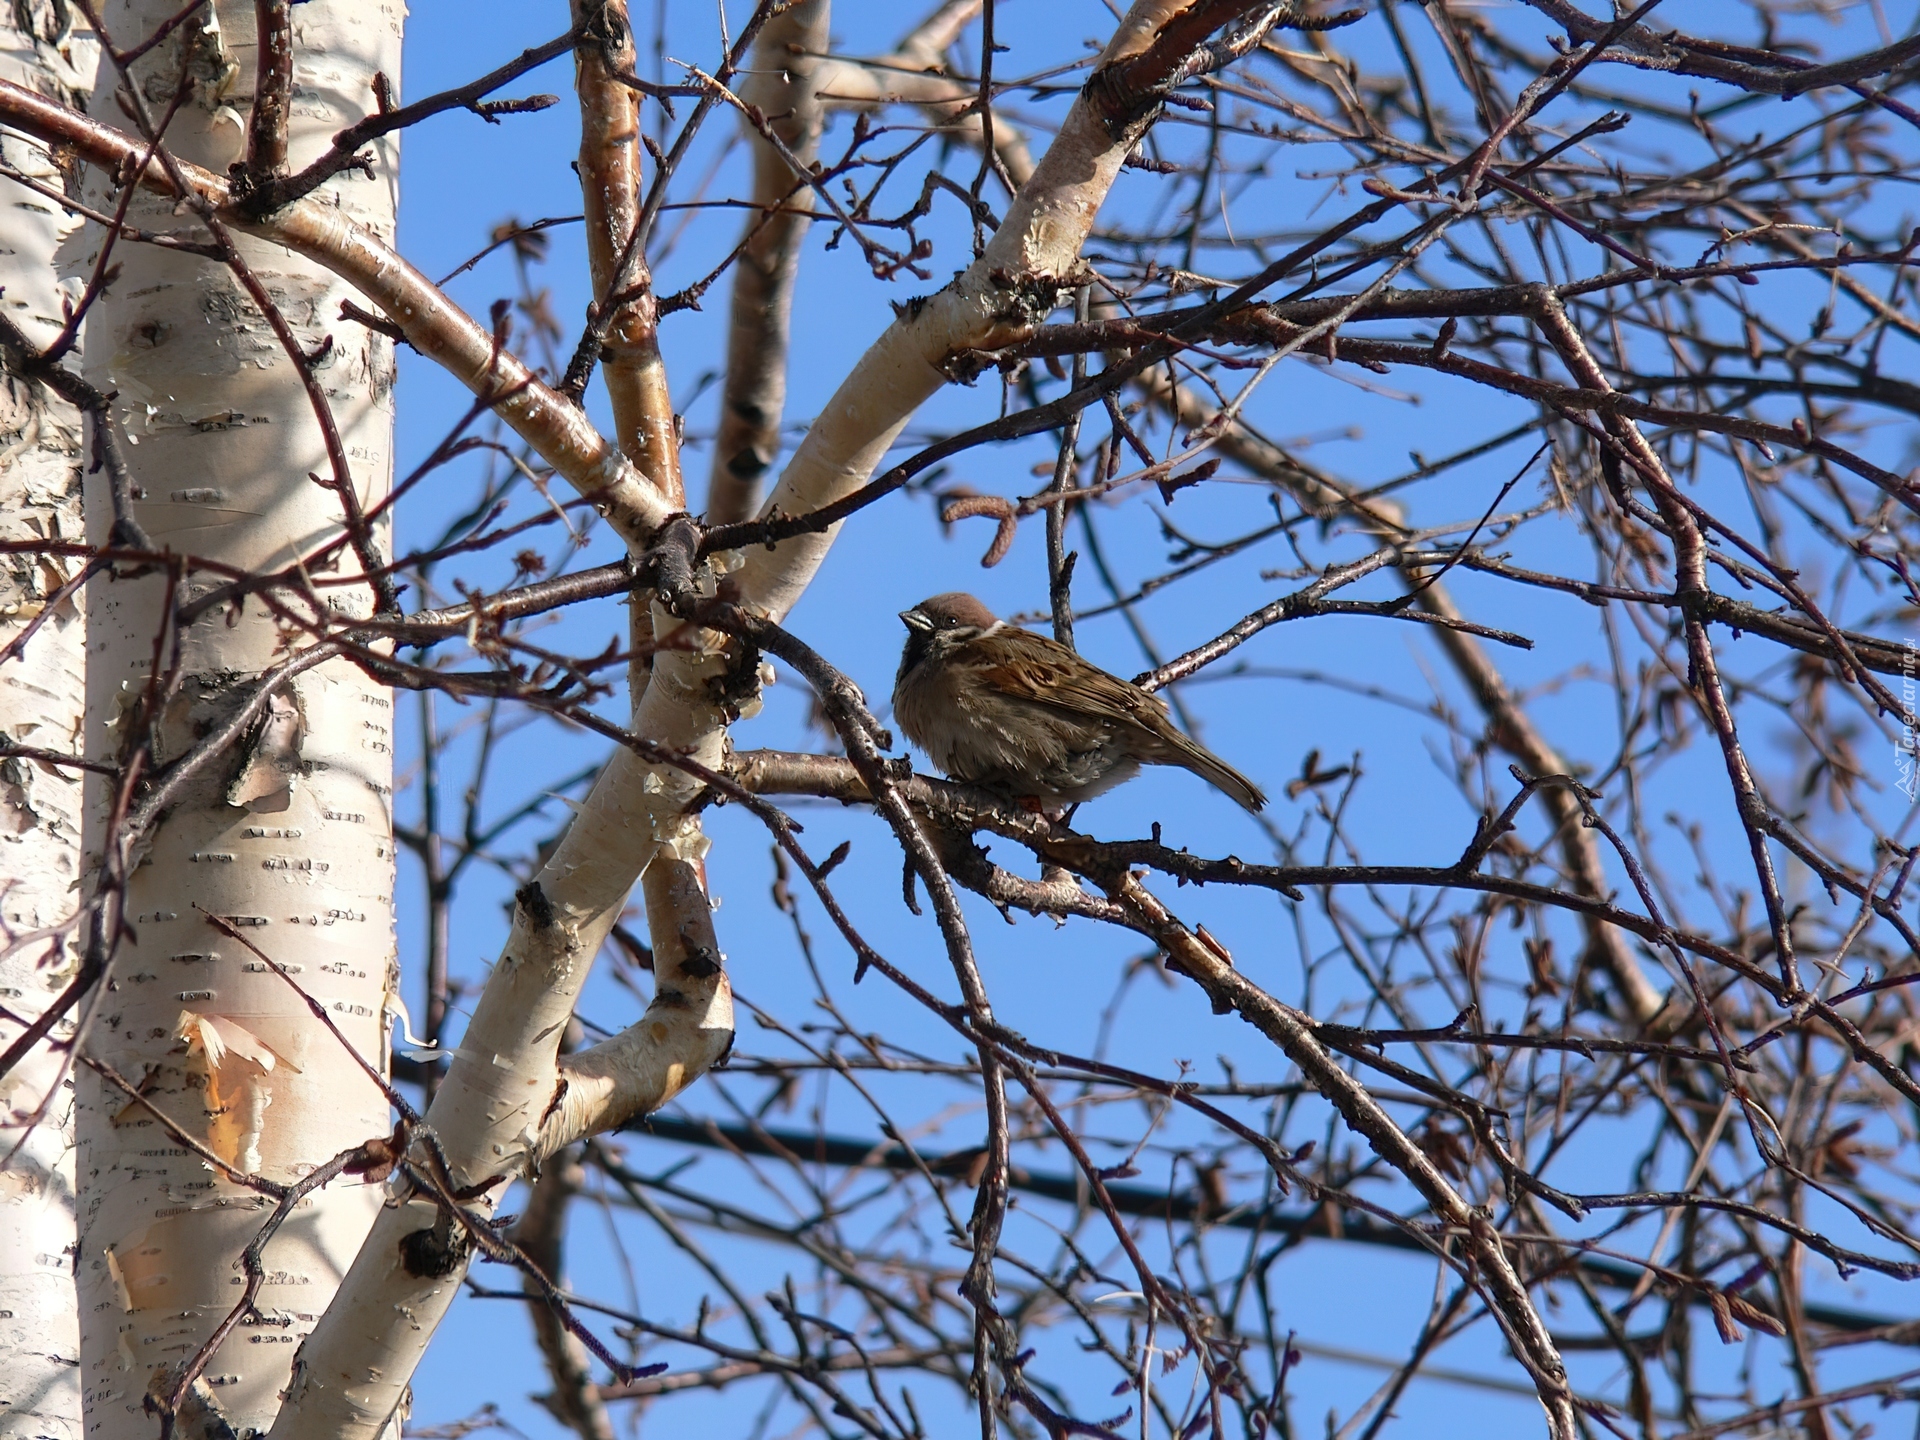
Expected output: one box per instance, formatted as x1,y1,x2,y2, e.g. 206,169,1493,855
968,626,1267,812
965,627,1165,728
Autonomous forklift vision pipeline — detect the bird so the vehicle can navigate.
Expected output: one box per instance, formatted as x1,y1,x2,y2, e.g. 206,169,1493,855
892,592,1266,814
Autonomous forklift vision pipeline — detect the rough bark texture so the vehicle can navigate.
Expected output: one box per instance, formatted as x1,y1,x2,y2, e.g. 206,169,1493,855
0,8,94,1437
0,83,678,553
68,5,399,1437
268,662,736,1440
0,0,1902,1431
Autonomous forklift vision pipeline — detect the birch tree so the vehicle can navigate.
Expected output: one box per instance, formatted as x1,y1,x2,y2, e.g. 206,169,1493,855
1,2,1919,1439
7,1,402,1435
1,7,93,1436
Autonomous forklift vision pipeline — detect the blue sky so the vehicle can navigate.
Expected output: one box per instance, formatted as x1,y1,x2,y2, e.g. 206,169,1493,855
376,3,1920,1435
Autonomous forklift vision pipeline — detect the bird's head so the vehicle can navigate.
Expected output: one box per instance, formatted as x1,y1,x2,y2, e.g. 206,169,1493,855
898,592,1001,674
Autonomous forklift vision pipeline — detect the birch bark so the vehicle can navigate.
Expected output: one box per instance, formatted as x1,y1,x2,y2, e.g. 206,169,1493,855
0,9,95,1437
67,5,400,1437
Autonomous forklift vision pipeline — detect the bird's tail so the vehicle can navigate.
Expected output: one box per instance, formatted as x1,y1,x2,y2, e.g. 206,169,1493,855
1169,733,1266,813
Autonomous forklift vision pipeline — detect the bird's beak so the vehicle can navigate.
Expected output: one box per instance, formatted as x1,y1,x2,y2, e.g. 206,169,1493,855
899,609,933,632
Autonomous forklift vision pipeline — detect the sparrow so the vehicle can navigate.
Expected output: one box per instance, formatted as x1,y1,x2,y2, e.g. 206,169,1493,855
892,592,1266,813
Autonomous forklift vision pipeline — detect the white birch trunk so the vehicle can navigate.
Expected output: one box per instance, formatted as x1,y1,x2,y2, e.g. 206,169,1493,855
69,5,400,1437
0,8,96,1438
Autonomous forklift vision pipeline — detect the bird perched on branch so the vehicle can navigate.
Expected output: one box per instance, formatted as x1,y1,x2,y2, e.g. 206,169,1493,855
892,592,1266,814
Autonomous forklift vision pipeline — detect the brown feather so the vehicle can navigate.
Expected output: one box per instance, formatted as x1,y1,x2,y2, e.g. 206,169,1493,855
893,598,1266,813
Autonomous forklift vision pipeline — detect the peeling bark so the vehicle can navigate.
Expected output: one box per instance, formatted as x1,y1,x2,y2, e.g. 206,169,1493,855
4,5,1442,1436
